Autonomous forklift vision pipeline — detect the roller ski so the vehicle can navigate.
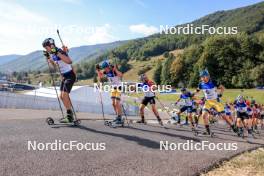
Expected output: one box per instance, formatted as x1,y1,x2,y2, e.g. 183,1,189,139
246,129,257,143
237,128,245,138
191,127,199,136
167,116,178,125
46,115,81,126
198,131,215,137
196,125,215,137
105,117,124,128
136,119,147,125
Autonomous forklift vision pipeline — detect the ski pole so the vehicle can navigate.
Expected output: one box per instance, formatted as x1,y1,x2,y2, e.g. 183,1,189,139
96,83,106,122
121,99,130,126
57,29,64,46
155,96,172,118
56,29,69,53
46,58,65,119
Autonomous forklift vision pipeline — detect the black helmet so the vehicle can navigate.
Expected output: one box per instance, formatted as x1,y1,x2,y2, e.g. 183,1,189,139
181,88,186,92
42,38,55,47
139,74,147,82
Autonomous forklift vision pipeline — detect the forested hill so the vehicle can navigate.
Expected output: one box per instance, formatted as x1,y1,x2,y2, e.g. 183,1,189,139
112,1,264,62
80,1,263,88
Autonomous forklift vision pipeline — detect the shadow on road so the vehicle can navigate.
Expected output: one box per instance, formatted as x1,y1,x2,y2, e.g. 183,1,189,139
128,126,201,142
53,124,162,149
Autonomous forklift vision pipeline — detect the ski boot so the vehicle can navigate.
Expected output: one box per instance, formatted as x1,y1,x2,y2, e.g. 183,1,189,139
110,116,124,128
136,119,146,125
59,112,73,123
157,118,164,126
191,127,199,136
202,131,215,137
237,128,244,138
231,125,238,133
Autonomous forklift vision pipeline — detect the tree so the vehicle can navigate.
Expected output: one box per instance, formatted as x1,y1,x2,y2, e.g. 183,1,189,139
161,53,175,85
153,60,162,85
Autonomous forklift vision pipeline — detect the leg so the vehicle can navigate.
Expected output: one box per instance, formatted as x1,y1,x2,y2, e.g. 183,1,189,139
151,98,163,125
60,91,72,110
59,74,75,123
111,98,117,115
138,97,149,123
188,113,194,128
202,111,211,134
177,112,182,124
151,104,160,119
236,118,243,137
139,104,146,123
114,98,122,117
177,106,187,124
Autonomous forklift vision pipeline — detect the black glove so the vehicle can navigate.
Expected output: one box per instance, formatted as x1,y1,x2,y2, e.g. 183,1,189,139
43,50,50,59
95,64,101,70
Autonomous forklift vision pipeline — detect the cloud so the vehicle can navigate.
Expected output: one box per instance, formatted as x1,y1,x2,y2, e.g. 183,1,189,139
0,2,119,55
0,1,120,56
129,24,158,36
85,24,118,45
0,1,52,55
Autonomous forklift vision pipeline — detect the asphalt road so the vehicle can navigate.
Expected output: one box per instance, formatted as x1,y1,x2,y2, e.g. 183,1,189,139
0,109,263,176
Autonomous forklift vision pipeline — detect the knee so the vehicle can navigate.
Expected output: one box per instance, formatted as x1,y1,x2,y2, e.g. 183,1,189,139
60,93,64,101
140,106,144,112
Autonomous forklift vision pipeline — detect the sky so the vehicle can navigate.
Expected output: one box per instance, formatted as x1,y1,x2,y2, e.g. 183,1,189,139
0,0,263,55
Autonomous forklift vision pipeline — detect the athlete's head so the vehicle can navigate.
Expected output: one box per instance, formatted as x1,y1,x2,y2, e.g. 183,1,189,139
237,95,244,103
199,69,210,83
181,87,187,93
42,38,56,52
139,73,148,82
101,60,111,72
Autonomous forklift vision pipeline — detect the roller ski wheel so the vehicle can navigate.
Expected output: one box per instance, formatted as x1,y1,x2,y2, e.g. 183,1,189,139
192,128,199,136
110,121,124,128
73,120,81,126
202,131,215,138
46,117,54,125
104,121,110,126
136,120,146,125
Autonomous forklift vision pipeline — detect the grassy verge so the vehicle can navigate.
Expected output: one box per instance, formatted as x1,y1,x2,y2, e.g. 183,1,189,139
202,148,264,176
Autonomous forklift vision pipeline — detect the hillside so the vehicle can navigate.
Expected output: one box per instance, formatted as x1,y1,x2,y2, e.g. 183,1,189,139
0,41,125,72
111,1,264,62
123,49,183,81
0,55,21,65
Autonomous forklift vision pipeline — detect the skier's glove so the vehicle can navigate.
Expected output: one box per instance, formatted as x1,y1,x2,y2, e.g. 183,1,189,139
62,45,69,53
95,64,101,70
43,50,50,59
